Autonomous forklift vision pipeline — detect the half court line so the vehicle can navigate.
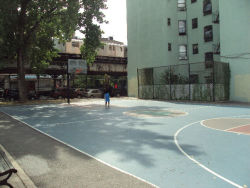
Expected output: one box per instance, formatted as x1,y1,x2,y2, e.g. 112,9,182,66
174,119,247,188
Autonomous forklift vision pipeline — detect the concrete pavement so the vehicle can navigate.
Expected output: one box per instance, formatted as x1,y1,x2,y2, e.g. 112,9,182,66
0,112,155,188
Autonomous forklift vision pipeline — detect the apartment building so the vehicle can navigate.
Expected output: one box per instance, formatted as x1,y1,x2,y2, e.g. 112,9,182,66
127,0,250,102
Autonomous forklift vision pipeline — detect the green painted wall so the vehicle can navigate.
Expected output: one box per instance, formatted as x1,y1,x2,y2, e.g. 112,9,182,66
127,0,178,97
127,0,220,97
187,0,220,63
127,0,249,102
219,0,250,102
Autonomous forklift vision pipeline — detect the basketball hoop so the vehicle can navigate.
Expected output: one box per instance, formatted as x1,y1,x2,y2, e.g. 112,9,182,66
68,59,87,75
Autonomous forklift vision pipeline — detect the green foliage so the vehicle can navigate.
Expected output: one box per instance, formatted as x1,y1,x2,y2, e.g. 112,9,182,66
72,75,87,88
79,0,107,64
0,0,106,101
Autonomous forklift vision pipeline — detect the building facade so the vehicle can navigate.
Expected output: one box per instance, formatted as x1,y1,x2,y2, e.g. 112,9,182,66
127,0,250,102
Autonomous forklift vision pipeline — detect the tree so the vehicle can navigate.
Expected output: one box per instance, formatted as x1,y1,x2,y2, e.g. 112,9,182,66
0,0,106,101
80,0,107,64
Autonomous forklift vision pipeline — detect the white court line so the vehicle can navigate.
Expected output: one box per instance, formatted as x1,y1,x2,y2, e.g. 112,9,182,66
174,115,250,188
175,106,212,111
225,123,250,131
201,117,250,135
2,111,159,188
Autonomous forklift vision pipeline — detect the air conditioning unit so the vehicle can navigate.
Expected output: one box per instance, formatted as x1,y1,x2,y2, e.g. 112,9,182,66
212,11,220,24
213,43,220,54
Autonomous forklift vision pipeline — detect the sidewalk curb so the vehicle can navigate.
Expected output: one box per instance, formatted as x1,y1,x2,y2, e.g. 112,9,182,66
0,144,37,188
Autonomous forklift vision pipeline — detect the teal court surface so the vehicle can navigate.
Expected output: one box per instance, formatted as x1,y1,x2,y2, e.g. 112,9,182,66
1,98,250,188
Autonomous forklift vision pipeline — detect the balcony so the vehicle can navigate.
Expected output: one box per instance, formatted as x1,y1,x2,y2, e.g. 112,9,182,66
178,3,186,11
212,11,220,24
213,43,220,54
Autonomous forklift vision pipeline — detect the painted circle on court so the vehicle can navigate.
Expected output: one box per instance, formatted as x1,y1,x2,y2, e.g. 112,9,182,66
202,118,250,135
124,109,187,118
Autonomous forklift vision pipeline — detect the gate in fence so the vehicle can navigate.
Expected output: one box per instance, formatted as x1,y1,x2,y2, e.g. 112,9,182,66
137,61,230,101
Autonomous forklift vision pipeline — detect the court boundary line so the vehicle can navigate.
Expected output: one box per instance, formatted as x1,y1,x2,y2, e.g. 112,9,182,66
174,115,250,188
2,111,159,188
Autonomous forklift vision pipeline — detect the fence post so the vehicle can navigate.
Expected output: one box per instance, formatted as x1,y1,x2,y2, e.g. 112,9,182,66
170,65,172,100
152,68,154,99
188,63,191,100
137,68,140,98
212,61,215,102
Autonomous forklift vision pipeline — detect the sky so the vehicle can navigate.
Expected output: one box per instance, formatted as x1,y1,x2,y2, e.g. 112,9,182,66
101,0,127,44
76,0,128,45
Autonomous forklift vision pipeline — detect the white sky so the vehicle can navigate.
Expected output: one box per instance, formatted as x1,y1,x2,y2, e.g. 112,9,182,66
76,0,127,45
102,0,127,44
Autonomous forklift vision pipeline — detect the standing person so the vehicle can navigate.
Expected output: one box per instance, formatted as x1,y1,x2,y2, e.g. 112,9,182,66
104,89,110,108
3,89,8,101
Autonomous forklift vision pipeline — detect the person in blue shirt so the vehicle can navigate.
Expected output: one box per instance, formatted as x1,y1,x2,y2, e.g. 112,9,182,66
104,90,110,108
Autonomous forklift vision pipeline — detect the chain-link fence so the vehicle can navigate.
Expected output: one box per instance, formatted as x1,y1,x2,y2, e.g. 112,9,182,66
138,61,230,101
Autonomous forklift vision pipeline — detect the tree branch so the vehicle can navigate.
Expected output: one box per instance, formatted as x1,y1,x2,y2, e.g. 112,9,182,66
25,7,58,42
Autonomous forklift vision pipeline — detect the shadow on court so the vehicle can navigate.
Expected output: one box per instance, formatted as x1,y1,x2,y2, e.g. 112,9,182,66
0,104,205,168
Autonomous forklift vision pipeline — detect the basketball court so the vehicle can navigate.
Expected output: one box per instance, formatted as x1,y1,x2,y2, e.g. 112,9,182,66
0,98,249,188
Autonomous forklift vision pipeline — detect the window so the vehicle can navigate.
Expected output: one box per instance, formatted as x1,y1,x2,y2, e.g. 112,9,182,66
190,74,199,84
178,0,186,11
120,47,123,51
205,76,213,83
179,45,187,60
192,18,198,29
205,52,213,68
109,45,112,50
167,18,171,26
205,52,213,62
192,44,199,54
191,0,197,3
72,41,79,48
204,25,213,42
168,43,172,51
203,0,212,16
113,46,115,51
178,20,186,35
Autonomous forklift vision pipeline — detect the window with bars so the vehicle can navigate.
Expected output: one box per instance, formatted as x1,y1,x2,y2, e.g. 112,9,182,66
168,43,172,51
192,44,199,54
179,20,186,35
179,45,188,60
205,52,214,68
192,18,198,29
203,0,212,16
204,25,213,42
167,18,171,26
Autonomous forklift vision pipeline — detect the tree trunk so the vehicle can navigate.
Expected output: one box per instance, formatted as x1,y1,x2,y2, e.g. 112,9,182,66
17,49,27,102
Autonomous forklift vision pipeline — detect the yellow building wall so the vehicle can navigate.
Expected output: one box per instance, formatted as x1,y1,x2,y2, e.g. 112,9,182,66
234,74,250,102
128,77,138,97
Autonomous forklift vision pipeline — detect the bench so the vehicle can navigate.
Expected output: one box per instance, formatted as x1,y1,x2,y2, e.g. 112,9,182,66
0,149,17,188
